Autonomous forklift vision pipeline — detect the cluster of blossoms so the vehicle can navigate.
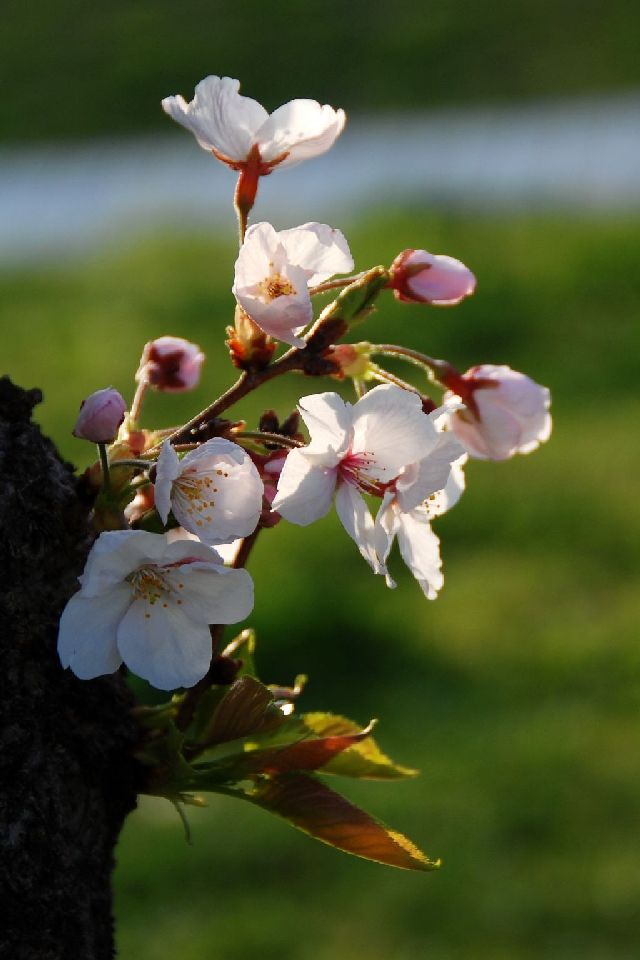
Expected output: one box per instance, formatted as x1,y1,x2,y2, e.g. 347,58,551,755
59,75,551,695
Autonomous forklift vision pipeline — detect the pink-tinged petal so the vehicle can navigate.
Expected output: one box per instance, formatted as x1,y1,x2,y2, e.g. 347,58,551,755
279,222,354,285
297,392,353,461
395,432,465,513
391,249,476,305
117,598,213,690
165,564,254,624
79,530,169,597
237,288,311,347
58,587,129,678
256,100,346,167
272,449,337,526
154,440,182,524
334,482,381,574
351,384,438,480
395,510,443,600
162,76,268,160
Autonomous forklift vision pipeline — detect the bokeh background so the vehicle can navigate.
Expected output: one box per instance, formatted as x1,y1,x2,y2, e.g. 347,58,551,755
3,3,640,958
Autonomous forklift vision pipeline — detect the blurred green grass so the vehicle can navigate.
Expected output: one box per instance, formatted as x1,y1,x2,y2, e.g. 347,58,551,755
3,211,639,958
2,0,640,142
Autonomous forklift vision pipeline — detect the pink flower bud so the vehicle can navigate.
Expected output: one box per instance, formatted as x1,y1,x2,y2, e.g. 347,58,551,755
73,388,126,444
390,249,476,305
445,365,551,460
136,336,205,393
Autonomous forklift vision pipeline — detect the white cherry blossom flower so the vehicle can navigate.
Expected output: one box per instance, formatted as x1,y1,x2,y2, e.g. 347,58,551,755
444,364,552,460
233,221,354,347
58,531,253,690
272,385,464,578
162,76,345,172
154,438,263,546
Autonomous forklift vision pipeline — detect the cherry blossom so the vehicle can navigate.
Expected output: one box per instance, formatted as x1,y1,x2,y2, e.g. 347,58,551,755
162,76,345,173
136,336,205,393
233,221,354,346
444,364,551,460
73,388,126,443
57,530,253,690
374,453,467,599
154,438,263,545
389,249,476,305
272,385,464,577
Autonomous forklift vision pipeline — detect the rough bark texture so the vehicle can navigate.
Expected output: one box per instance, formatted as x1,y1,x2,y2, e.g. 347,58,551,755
0,379,141,960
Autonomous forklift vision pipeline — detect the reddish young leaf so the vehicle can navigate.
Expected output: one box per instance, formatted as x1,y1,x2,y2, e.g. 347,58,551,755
203,677,284,745
247,773,438,871
301,713,418,780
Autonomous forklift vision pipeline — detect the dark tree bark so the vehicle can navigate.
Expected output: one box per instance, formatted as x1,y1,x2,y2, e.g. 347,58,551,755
0,379,141,959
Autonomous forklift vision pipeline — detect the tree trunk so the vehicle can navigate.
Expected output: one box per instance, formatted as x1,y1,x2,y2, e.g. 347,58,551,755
0,378,141,960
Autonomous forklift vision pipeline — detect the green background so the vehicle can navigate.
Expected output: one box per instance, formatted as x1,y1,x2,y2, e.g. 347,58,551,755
3,2,640,957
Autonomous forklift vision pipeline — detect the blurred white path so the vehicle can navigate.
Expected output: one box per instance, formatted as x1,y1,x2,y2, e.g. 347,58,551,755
1,92,639,265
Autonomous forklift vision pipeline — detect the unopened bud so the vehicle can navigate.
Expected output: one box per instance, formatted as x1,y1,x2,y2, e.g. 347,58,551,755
136,336,205,392
73,388,126,443
226,306,276,372
325,342,373,380
389,249,476,306
445,364,551,460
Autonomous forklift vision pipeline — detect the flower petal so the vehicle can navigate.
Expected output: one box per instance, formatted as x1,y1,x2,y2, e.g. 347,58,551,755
117,597,213,690
162,76,267,160
297,392,353,461
334,482,381,574
58,586,130,678
154,440,182,524
351,384,438,481
279,222,354,285
395,510,444,600
165,564,254,624
394,432,465,513
272,449,337,526
256,100,346,167
79,530,169,597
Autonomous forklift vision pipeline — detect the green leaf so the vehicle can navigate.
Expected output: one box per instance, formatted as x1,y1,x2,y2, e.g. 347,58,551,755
245,773,438,872
301,713,418,781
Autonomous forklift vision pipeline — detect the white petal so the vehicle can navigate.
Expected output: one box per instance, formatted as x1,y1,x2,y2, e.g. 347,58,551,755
351,384,438,481
395,431,465,513
234,222,287,288
172,450,263,546
165,564,254,624
279,222,354,285
79,530,169,597
373,493,401,569
117,598,212,690
162,76,267,160
421,456,467,520
257,100,346,167
395,510,444,600
272,449,337,525
334,482,381,574
297,392,353,461
58,587,130,678
154,440,182,523
162,537,224,566
236,286,311,347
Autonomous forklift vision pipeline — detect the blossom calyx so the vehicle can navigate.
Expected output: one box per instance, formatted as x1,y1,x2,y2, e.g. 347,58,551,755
136,336,205,393
226,306,276,373
444,364,552,460
73,388,127,444
389,249,476,306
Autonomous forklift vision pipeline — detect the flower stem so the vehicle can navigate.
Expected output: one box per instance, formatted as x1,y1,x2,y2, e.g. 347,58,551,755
97,443,111,492
370,344,461,387
129,378,148,427
309,272,367,296
369,362,422,395
232,430,303,449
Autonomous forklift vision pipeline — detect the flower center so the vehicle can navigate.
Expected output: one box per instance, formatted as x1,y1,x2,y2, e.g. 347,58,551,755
258,272,296,302
176,470,226,528
338,452,388,498
127,565,171,605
